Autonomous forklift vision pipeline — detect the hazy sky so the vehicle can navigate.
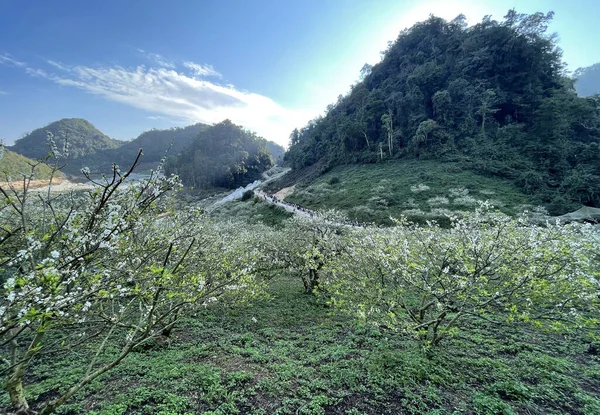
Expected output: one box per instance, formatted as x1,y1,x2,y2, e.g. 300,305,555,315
1,0,599,146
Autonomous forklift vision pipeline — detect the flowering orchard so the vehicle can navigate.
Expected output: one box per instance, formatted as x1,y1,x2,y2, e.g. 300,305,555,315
1,140,599,413
321,205,600,347
0,151,265,414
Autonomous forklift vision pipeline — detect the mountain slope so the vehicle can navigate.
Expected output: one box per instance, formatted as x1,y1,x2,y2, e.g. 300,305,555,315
80,123,209,172
265,141,285,164
166,120,273,190
10,118,121,160
285,11,600,214
575,62,600,97
0,148,63,181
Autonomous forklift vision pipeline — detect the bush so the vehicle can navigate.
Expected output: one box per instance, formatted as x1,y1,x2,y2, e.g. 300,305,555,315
241,189,254,201
328,176,340,185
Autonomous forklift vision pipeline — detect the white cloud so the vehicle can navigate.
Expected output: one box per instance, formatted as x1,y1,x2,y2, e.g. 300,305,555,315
183,61,221,78
47,60,69,71
137,49,176,69
25,67,50,78
0,90,7,95
20,60,310,146
0,53,26,67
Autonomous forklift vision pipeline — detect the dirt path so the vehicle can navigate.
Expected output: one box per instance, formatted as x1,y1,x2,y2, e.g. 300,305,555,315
274,185,295,200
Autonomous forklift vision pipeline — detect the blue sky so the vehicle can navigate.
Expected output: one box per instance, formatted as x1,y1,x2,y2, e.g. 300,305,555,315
1,0,599,147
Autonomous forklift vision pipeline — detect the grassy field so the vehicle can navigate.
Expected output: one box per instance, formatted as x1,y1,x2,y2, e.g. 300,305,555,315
8,277,599,415
209,197,292,226
0,149,63,181
283,160,540,225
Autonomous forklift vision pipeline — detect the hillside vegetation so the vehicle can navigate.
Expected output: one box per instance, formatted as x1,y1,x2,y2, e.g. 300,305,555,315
166,120,274,190
8,118,286,181
76,123,209,173
283,159,538,225
285,10,600,214
0,148,63,181
10,118,121,161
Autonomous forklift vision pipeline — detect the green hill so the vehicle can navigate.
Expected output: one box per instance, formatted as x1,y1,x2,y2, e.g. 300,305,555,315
10,118,122,161
76,123,209,173
285,10,600,214
165,120,273,190
9,119,286,177
265,141,285,164
279,159,541,225
0,148,63,181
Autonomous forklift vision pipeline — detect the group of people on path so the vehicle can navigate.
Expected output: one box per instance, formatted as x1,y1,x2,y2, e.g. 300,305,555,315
256,190,315,218
255,190,374,228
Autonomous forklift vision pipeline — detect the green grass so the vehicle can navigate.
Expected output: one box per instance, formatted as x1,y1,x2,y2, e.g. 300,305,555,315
0,149,63,181
284,160,540,225
210,197,293,226
6,277,599,415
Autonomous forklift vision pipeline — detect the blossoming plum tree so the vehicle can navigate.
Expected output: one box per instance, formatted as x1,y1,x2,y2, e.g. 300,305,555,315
0,145,264,414
323,205,600,347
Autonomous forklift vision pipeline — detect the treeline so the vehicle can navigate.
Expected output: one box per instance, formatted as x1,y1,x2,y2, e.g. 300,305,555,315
285,10,600,213
166,120,274,189
79,123,208,173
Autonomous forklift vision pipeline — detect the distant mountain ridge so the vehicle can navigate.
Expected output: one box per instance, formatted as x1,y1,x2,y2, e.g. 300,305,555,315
8,118,286,188
10,118,122,161
79,123,210,173
575,62,600,97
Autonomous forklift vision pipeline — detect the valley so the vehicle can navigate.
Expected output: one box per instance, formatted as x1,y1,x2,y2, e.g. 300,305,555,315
1,7,600,415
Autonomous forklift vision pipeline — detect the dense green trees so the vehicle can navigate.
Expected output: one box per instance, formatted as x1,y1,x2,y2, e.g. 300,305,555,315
80,123,209,173
10,118,121,161
285,10,600,213
166,120,274,190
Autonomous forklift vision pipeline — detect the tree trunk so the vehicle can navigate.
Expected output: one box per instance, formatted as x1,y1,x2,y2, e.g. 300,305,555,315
362,132,370,148
7,368,30,414
304,269,319,294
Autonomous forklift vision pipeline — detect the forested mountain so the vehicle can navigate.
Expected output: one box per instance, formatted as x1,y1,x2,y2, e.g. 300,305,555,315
0,148,63,181
285,10,600,214
266,141,285,164
9,119,285,177
79,123,209,172
575,62,600,97
10,118,121,160
166,120,273,189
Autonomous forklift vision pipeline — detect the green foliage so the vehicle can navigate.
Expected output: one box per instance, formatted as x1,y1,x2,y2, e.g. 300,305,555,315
166,120,274,190
241,190,255,201
79,123,210,174
322,206,600,346
4,277,599,414
285,160,537,225
0,158,266,414
285,11,600,214
327,176,340,185
10,118,121,161
0,149,63,181
265,141,286,165
209,199,293,227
